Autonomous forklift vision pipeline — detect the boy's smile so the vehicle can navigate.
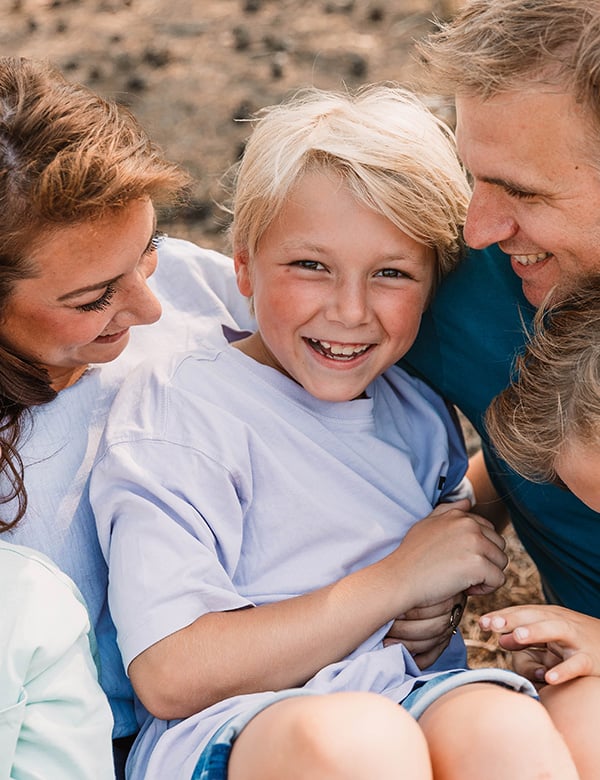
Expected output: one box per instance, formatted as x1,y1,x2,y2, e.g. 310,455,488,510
233,170,436,402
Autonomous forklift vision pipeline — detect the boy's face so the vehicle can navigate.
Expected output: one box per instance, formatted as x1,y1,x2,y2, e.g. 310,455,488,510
555,438,600,513
234,170,436,402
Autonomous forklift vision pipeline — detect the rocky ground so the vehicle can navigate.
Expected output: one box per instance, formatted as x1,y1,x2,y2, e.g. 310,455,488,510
2,0,543,668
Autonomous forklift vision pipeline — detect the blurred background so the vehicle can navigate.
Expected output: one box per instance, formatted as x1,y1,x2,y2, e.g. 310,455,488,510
1,0,543,667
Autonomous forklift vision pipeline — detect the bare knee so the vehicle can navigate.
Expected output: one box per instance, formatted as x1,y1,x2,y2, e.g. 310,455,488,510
419,683,579,780
541,677,600,780
229,692,431,780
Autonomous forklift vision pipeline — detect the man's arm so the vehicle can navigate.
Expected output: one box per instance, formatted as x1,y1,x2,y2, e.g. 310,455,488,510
468,449,510,532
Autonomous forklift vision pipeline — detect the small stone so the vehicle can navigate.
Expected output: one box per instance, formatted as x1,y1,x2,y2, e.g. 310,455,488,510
126,75,146,92
232,26,251,51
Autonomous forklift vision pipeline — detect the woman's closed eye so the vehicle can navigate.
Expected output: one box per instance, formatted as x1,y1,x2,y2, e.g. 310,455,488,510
75,283,117,313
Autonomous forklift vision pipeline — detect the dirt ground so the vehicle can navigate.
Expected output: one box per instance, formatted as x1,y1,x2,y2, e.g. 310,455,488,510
2,0,543,668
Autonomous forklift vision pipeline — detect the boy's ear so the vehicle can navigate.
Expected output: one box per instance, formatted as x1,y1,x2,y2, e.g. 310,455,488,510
234,249,253,297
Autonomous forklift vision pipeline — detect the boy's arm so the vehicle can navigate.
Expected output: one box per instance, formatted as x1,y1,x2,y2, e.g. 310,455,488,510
126,499,507,721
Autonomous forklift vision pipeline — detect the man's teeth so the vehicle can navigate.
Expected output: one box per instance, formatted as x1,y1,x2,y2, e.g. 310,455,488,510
512,252,551,266
309,339,370,359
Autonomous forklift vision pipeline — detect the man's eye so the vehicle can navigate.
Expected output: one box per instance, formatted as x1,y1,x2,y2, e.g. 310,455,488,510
505,187,537,201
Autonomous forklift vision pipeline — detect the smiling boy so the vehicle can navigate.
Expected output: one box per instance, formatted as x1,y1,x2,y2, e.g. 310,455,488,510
90,86,579,780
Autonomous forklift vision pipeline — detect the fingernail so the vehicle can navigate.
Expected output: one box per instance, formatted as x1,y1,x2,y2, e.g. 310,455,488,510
491,616,506,630
479,616,491,629
547,670,559,683
534,668,545,680
514,626,529,640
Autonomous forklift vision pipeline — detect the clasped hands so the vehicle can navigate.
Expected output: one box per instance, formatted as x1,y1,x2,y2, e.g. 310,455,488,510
383,499,507,668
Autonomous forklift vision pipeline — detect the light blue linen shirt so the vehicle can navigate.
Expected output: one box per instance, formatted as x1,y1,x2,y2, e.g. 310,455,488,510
3,239,252,737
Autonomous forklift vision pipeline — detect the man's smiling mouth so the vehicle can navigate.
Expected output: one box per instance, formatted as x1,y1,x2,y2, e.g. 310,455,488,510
512,251,552,266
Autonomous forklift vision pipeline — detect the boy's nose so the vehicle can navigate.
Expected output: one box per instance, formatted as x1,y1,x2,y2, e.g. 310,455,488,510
326,280,369,328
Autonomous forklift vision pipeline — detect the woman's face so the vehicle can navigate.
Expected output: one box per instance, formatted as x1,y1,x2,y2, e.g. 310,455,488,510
0,197,162,390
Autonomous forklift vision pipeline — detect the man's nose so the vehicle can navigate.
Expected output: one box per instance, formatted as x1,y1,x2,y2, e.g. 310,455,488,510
463,184,518,250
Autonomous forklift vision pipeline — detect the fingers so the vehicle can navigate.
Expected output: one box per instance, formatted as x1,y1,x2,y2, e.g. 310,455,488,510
480,604,569,632
479,605,600,684
496,619,575,651
429,498,472,516
403,595,466,622
543,652,594,684
383,629,453,669
387,614,453,642
514,649,593,686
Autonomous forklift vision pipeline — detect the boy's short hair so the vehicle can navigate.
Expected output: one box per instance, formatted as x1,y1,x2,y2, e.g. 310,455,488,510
230,84,470,282
486,277,600,484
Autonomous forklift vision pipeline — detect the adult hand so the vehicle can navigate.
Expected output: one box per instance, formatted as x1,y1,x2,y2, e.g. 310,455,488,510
480,605,600,685
383,593,468,669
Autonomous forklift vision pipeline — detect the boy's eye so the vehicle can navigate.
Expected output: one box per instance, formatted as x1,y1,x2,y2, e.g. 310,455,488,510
375,268,406,279
75,282,117,313
291,260,325,271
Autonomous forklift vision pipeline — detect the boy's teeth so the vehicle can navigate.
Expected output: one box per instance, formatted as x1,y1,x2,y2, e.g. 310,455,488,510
513,252,551,266
311,339,369,358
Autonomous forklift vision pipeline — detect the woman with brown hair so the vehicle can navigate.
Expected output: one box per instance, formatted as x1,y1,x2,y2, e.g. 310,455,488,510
0,56,250,776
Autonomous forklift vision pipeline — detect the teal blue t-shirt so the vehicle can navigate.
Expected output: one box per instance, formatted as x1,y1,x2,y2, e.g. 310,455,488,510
404,244,600,618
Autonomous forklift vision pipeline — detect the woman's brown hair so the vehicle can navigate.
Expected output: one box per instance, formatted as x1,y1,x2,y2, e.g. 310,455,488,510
0,56,190,531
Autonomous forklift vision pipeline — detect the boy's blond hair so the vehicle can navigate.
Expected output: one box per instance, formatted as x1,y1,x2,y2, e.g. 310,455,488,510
230,84,470,283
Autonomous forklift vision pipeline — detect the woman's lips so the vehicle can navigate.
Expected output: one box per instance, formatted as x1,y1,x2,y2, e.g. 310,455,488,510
94,328,129,344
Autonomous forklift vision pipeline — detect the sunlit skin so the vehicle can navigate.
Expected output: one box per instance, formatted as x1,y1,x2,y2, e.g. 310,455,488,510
0,198,162,391
233,170,436,402
554,437,600,513
456,89,600,307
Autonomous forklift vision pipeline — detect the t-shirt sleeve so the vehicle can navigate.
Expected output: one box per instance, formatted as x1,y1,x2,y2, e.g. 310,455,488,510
92,432,252,670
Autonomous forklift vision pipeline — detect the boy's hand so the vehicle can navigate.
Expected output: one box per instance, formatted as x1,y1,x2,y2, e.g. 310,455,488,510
383,593,467,669
480,605,600,685
393,499,507,610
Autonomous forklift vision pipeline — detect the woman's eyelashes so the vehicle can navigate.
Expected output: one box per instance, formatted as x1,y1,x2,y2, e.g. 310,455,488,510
146,230,166,254
75,231,164,313
75,283,117,313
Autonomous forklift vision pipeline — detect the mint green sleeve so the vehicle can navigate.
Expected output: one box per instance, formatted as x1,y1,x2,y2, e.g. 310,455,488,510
0,544,115,779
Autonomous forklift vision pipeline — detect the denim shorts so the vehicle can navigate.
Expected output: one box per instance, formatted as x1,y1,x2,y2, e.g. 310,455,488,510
401,667,537,720
191,690,314,780
191,669,537,780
